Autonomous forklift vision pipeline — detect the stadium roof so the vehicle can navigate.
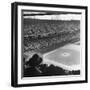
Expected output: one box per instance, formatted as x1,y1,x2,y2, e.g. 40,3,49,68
23,11,81,20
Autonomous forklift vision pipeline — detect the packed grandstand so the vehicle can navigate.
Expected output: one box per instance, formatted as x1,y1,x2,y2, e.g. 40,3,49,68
24,19,80,53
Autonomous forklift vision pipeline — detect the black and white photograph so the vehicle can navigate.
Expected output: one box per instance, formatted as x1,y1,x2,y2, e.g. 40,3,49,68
23,11,81,77
11,2,88,87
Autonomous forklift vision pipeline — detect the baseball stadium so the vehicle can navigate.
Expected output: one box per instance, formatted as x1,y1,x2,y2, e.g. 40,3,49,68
22,11,81,77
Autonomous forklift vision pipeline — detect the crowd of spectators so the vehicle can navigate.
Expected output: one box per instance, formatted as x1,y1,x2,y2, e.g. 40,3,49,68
24,19,80,52
24,19,80,38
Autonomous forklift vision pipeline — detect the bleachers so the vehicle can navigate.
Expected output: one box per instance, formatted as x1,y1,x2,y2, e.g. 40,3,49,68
24,19,80,53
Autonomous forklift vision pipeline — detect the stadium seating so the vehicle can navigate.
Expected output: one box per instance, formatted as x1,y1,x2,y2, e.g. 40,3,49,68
24,19,80,53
